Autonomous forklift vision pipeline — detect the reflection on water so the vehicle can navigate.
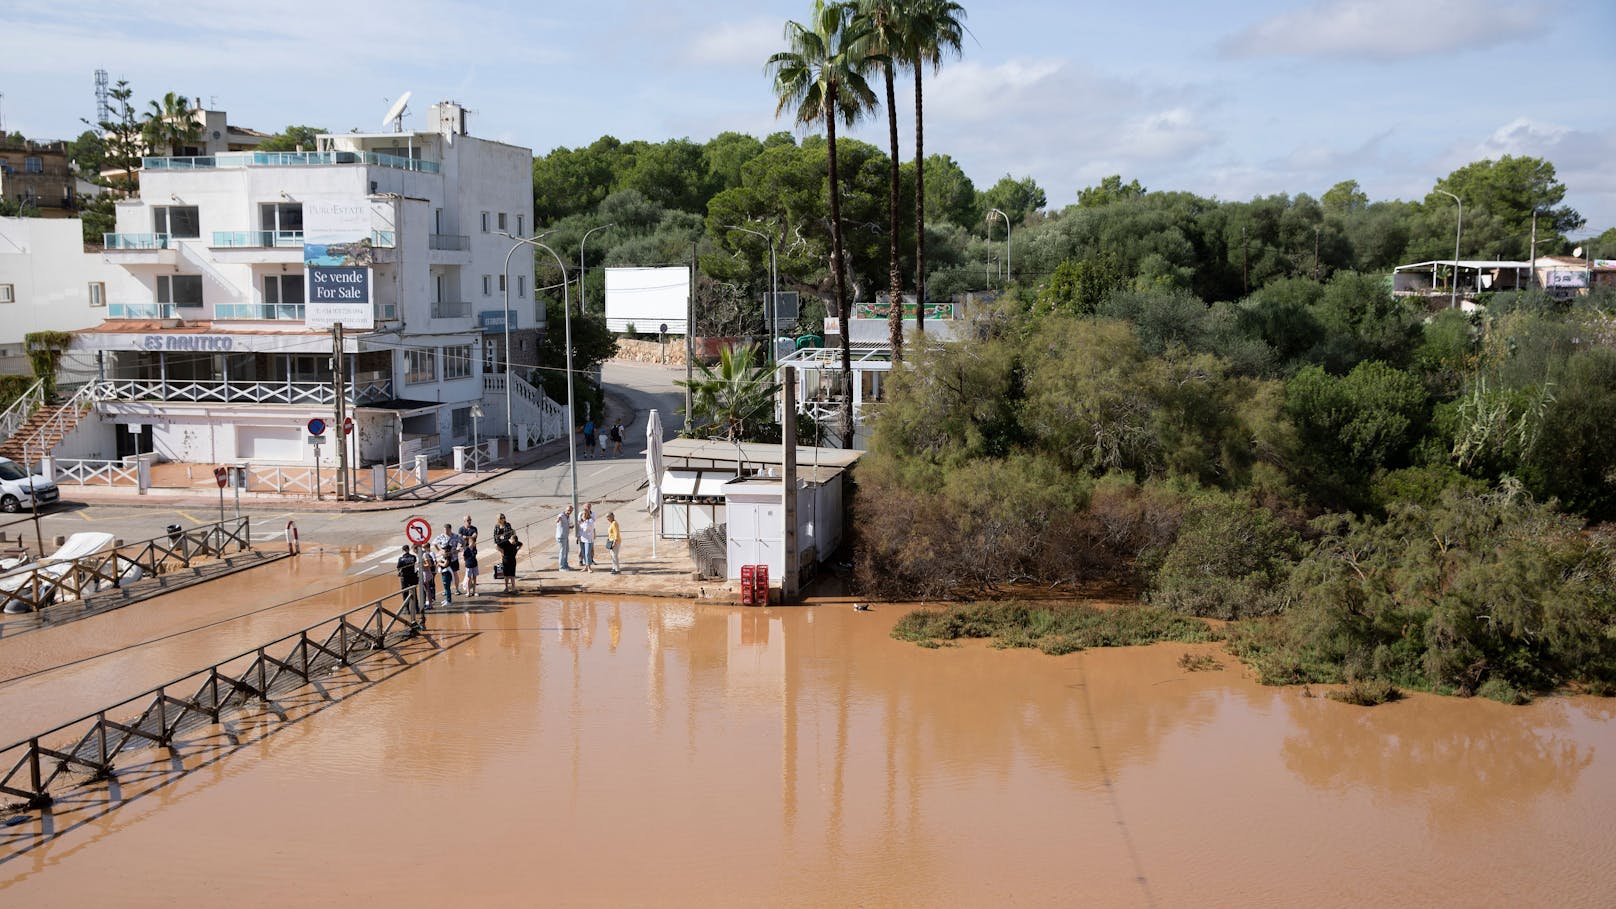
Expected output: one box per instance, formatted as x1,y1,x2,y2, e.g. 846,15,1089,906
1,598,1613,908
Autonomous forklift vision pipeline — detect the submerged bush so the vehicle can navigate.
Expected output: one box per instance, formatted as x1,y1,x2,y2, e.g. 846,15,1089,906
892,601,1215,655
1148,491,1300,619
1326,677,1403,706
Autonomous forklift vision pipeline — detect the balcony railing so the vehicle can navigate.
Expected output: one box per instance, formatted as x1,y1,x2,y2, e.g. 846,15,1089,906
104,233,172,249
142,150,440,174
99,377,395,406
372,230,396,248
108,303,178,319
211,230,305,248
429,233,470,251
214,303,306,321
431,300,472,319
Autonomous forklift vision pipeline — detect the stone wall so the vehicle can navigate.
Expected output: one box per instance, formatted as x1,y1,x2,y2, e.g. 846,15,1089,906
613,337,688,366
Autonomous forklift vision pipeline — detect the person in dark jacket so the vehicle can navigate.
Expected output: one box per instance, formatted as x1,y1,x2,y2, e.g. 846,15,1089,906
497,531,522,593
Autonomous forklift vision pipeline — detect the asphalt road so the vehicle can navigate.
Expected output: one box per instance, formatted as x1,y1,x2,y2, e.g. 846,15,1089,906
2,361,689,570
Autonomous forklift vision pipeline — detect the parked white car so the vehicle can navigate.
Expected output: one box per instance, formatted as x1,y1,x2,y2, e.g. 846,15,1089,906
0,457,60,513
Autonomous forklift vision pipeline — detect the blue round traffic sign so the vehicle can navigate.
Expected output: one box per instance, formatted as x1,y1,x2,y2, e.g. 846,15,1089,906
307,418,327,436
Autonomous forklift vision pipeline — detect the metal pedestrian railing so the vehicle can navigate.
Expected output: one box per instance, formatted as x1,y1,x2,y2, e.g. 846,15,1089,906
0,588,422,809
0,517,251,615
0,379,45,444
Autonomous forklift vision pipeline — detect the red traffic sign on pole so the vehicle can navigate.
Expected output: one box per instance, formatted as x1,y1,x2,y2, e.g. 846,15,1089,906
214,466,229,489
404,516,432,546
343,416,354,436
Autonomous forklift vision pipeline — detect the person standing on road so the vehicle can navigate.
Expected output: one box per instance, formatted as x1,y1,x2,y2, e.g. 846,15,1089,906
577,504,597,573
458,514,480,596
555,505,574,571
610,421,624,456
581,418,596,459
605,512,621,574
396,545,420,612
497,528,522,593
597,425,609,458
434,523,462,596
418,545,437,609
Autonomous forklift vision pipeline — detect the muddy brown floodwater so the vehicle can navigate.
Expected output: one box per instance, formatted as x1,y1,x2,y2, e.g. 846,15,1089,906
2,592,1614,907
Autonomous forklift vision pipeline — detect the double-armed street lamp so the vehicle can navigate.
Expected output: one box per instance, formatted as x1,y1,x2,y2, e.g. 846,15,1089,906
1434,189,1463,309
724,223,780,362
500,231,580,519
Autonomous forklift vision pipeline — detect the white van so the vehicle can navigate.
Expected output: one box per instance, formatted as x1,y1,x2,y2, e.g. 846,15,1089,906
0,457,60,513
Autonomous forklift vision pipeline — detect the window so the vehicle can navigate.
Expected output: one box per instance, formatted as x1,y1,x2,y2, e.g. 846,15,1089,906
263,274,305,317
0,284,13,303
452,406,471,439
481,212,490,232
88,282,106,307
157,274,204,307
405,348,437,385
482,275,492,296
516,215,523,235
517,275,526,298
498,274,506,293
442,345,473,380
259,202,303,239
24,157,43,174
497,212,508,231
154,206,201,239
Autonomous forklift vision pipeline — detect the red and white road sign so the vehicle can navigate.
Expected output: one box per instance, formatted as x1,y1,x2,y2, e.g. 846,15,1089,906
213,466,229,489
343,417,354,436
404,516,432,546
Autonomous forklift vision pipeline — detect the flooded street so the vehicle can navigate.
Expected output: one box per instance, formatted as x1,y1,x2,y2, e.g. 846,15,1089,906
2,591,1614,907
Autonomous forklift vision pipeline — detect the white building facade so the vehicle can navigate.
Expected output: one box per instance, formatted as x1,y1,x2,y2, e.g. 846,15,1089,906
65,101,549,467
0,218,137,374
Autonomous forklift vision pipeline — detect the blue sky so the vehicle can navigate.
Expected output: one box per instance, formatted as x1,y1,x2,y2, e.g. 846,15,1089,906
4,0,1614,233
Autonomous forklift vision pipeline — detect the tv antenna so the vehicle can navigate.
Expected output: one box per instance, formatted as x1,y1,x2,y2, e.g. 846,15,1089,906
381,91,412,133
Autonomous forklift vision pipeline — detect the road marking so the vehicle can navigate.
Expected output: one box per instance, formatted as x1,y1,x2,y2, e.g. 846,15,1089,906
174,511,205,524
75,510,100,522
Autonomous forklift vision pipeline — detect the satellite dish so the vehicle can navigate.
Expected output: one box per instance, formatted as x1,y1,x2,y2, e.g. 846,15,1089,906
1573,246,1584,258
382,91,412,132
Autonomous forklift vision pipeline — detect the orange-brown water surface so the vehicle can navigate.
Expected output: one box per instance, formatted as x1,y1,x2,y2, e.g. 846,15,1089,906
2,594,1613,907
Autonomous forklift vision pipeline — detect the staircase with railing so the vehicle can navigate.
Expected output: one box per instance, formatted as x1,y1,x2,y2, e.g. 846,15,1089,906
482,371,566,446
0,382,103,466
0,380,46,449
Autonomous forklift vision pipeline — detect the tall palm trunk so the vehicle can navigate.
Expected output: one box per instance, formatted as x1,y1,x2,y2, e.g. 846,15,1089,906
883,62,904,363
825,107,856,449
913,66,927,334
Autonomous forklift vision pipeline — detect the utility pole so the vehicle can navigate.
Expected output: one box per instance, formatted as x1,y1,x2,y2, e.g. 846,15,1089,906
686,242,696,424
1241,227,1249,294
781,365,798,604
1529,211,1539,289
332,322,348,501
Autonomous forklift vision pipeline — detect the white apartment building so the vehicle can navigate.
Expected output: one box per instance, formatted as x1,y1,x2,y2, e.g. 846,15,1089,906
0,218,138,374
61,101,552,467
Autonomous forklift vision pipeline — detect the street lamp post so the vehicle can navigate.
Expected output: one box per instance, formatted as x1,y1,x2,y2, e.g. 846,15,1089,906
497,235,542,438
578,222,616,317
1434,189,1463,309
724,224,779,362
987,208,1011,284
500,231,578,519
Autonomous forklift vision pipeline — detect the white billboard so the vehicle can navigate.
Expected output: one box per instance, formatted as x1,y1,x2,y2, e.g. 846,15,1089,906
605,267,689,335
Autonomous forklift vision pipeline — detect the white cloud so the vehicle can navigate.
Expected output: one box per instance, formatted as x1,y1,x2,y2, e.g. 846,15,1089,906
1453,117,1616,231
1220,0,1549,60
679,19,785,67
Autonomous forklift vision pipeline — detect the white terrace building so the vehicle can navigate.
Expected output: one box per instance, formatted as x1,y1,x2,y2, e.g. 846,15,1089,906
55,102,559,468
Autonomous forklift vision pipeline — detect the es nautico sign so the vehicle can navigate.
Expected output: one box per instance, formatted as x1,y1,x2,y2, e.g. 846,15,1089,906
140,334,235,351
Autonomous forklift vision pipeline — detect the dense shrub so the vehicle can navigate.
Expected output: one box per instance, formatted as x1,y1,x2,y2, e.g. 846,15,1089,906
892,601,1216,655
1149,492,1300,619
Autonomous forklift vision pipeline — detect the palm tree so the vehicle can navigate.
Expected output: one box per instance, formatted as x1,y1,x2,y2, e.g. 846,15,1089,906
142,92,203,157
854,0,911,363
908,0,966,335
768,0,878,449
677,343,782,442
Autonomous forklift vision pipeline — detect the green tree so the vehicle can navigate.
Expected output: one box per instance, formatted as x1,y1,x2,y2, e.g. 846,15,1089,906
82,79,141,192
66,129,106,176
921,153,978,227
1421,156,1583,260
257,125,325,152
980,174,1046,228
141,92,203,157
1034,255,1125,315
1285,361,1429,506
1321,179,1368,215
907,0,967,334
769,0,879,448
1077,175,1146,208
677,343,782,441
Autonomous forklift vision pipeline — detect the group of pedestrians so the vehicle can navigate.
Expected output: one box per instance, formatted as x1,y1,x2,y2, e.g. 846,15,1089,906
580,418,625,459
554,503,621,574
397,512,525,609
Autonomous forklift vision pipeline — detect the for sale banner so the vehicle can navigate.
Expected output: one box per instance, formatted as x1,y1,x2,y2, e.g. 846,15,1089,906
304,200,376,330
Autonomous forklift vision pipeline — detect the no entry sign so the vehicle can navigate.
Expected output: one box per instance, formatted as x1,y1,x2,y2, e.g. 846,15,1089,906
404,516,432,546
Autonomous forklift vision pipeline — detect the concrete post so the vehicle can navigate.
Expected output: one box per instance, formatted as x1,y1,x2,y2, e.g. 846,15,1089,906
39,457,55,483
515,424,530,452
453,445,468,473
372,464,387,500
414,454,429,485
136,454,153,495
